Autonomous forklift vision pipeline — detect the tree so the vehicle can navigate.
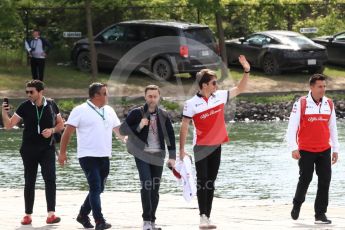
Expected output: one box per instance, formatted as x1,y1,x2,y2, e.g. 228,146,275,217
85,0,98,79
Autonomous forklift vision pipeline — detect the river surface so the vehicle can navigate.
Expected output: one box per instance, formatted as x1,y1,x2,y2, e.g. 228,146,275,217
1,122,344,204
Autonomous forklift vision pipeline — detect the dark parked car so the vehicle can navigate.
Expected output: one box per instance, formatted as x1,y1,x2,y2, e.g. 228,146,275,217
312,31,345,66
71,20,221,80
226,30,328,75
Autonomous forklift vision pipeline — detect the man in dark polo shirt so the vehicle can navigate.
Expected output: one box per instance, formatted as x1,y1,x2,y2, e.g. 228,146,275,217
1,80,64,225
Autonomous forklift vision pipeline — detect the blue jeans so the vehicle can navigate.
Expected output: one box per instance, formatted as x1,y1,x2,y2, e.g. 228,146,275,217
135,157,163,222
79,157,110,221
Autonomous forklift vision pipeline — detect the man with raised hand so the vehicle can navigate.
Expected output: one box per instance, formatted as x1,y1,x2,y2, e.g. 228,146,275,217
179,55,250,229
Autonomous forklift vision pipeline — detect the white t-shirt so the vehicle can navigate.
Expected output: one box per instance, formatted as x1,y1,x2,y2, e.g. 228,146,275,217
66,100,121,158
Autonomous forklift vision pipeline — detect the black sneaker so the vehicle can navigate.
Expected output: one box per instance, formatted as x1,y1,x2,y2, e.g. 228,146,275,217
291,205,301,220
95,219,112,230
76,214,94,228
315,214,332,224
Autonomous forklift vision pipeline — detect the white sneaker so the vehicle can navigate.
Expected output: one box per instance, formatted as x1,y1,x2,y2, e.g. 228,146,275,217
199,214,208,229
207,218,217,229
151,222,162,230
143,221,152,230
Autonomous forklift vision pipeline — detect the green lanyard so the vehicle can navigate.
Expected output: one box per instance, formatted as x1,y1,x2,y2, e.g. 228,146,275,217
35,97,45,134
87,101,105,120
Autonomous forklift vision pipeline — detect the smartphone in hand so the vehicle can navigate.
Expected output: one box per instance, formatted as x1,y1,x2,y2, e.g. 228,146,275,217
3,98,10,111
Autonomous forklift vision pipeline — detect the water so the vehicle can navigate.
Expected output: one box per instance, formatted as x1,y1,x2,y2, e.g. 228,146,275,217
1,122,345,205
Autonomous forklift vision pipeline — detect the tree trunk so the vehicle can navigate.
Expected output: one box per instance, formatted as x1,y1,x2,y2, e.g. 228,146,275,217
215,10,228,81
85,0,98,79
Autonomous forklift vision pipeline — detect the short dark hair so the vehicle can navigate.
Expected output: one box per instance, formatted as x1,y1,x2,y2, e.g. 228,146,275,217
309,74,327,86
89,82,107,98
145,85,160,94
197,69,217,89
26,80,45,92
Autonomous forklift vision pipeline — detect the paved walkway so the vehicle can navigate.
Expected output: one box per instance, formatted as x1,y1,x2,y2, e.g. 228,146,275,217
1,189,345,229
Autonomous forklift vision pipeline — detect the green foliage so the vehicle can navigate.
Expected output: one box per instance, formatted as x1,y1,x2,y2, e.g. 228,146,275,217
1,0,345,64
0,0,24,51
57,99,82,112
161,99,180,111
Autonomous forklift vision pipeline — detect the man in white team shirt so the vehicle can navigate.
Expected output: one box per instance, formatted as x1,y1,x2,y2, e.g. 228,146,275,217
58,83,125,230
179,55,250,229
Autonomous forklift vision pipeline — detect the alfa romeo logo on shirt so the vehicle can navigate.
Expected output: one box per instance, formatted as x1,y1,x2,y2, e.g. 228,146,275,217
106,36,235,164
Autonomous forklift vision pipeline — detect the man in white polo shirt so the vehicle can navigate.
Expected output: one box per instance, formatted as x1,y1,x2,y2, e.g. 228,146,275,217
179,55,250,229
58,83,124,230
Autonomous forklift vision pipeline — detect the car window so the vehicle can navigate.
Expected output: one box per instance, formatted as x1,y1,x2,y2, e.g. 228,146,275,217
138,26,155,41
183,28,216,44
154,27,178,37
334,32,345,41
246,35,270,46
123,26,140,42
100,25,125,42
275,34,315,46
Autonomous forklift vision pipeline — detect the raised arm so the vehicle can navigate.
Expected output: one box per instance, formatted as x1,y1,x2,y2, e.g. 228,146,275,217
229,55,250,98
1,102,21,129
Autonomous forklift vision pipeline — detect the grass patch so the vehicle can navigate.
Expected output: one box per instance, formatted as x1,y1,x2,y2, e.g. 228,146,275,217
226,64,345,81
0,64,110,90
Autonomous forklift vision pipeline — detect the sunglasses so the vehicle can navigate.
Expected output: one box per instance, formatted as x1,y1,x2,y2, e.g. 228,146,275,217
97,92,107,96
209,80,217,86
25,90,34,95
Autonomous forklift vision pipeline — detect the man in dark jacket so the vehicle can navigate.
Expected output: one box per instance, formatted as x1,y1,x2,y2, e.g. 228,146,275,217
119,85,176,230
25,29,51,81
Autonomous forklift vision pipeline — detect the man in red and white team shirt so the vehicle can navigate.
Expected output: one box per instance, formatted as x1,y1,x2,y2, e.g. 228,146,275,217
179,55,250,229
287,74,339,225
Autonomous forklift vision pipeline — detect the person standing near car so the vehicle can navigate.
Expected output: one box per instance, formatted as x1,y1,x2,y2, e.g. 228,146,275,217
1,80,64,225
179,55,250,229
58,83,125,230
119,85,176,230
25,29,51,81
287,74,339,224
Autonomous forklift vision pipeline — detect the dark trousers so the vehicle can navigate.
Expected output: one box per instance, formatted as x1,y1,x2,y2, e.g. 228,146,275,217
135,157,163,222
79,157,110,221
194,145,221,218
20,146,56,214
293,148,332,216
30,57,45,81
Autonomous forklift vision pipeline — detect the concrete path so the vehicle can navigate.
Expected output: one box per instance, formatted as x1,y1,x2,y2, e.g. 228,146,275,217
1,189,345,229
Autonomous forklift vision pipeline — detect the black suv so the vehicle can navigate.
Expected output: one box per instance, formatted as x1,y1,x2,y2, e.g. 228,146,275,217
71,20,221,80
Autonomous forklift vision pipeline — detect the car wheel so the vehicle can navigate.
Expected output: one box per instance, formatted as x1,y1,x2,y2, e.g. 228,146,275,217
77,51,91,72
262,54,280,75
308,66,325,74
152,58,173,81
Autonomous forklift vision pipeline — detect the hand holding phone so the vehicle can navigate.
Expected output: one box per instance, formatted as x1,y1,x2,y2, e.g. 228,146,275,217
3,98,10,112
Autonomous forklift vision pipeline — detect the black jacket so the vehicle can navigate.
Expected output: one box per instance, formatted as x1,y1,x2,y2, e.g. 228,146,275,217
25,37,52,55
119,104,176,159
